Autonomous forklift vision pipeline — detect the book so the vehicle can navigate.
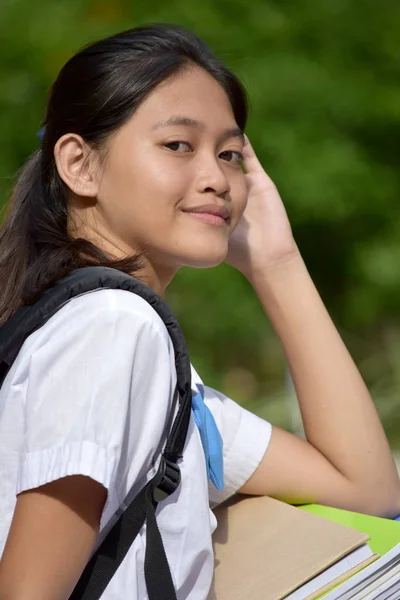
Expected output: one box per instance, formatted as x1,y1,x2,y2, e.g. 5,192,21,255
300,504,400,556
301,505,400,600
210,495,378,600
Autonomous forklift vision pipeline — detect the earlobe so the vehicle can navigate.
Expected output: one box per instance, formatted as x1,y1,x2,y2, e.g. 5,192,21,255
54,134,99,198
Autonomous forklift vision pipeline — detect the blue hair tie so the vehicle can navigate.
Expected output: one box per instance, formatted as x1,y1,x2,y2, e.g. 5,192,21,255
37,127,45,142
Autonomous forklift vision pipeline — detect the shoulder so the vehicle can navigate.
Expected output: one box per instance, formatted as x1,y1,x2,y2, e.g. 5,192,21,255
68,288,169,336
29,288,171,349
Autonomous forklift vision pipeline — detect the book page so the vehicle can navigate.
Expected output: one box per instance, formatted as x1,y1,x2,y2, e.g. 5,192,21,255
284,544,374,600
322,542,400,600
350,563,400,599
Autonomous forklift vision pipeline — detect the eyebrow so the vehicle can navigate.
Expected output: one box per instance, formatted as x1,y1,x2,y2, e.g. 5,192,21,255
151,115,244,142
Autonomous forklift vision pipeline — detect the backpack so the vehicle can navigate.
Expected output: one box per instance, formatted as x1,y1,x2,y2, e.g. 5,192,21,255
0,266,193,600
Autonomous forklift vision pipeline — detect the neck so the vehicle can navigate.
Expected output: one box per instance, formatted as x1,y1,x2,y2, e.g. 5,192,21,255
135,261,176,297
68,213,178,297
68,206,178,297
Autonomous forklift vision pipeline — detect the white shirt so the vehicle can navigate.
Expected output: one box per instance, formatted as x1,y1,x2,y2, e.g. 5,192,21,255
0,289,272,599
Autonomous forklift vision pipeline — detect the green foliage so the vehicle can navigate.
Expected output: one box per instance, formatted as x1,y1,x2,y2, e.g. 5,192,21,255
1,0,399,437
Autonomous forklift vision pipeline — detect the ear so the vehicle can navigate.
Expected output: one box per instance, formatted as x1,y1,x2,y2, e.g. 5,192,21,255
54,134,100,198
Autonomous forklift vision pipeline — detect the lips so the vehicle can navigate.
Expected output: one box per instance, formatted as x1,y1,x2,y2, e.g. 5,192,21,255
184,212,227,226
182,203,230,227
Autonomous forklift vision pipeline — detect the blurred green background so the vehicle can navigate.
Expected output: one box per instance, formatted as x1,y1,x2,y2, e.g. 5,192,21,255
1,1,400,449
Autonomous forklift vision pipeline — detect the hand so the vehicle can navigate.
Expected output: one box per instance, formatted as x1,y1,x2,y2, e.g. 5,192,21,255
225,137,299,280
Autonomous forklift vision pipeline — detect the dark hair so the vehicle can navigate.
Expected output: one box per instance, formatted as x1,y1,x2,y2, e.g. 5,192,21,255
0,23,248,325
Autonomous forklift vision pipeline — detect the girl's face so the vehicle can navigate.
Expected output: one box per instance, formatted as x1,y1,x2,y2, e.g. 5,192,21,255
88,66,247,285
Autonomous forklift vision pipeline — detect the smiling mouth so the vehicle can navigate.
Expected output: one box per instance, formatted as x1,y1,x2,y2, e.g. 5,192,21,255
183,211,228,227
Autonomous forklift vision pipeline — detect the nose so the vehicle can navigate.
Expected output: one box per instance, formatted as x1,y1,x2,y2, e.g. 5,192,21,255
195,155,231,197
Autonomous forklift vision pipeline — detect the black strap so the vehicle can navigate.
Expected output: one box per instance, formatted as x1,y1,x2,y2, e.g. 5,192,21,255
69,458,180,600
0,267,193,600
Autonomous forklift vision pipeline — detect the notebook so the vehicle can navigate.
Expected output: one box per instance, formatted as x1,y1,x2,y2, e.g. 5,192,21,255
210,495,377,600
301,504,400,600
300,504,400,556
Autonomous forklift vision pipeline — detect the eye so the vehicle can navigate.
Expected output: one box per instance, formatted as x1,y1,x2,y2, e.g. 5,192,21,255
219,150,244,164
164,141,192,153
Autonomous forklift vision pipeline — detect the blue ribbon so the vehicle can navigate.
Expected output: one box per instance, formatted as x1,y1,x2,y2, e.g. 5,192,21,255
191,384,224,490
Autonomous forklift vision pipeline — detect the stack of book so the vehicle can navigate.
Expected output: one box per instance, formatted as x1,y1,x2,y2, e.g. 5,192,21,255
210,495,400,600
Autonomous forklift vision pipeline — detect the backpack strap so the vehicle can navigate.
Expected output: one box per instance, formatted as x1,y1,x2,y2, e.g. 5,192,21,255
0,266,192,600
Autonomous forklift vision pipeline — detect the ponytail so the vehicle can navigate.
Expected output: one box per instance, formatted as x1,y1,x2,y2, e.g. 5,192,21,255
0,151,42,324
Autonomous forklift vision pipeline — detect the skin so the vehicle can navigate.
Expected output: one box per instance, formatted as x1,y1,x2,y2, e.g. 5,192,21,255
1,64,400,600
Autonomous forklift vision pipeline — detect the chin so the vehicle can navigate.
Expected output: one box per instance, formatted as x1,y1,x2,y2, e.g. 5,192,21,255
183,249,228,269
160,235,229,270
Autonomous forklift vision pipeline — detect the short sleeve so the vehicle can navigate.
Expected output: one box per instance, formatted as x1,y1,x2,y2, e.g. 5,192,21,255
201,384,272,507
14,290,175,500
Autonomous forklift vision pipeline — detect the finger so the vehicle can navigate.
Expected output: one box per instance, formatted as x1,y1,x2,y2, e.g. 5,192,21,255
242,135,264,175
243,136,276,191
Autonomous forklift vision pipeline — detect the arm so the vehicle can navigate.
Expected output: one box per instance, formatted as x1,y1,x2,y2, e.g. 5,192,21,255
227,138,400,517
240,255,400,516
0,476,107,600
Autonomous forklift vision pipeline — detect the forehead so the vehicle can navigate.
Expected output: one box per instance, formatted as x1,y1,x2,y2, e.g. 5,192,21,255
134,66,237,130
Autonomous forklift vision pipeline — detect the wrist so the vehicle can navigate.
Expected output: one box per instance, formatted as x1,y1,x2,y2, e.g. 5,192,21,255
247,251,323,335
244,246,306,287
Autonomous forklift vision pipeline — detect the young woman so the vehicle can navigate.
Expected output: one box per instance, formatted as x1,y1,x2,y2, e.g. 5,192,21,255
0,23,399,600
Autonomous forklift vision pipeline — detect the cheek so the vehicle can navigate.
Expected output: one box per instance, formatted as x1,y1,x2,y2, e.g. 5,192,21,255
142,159,190,201
100,150,189,221
231,177,248,223
120,150,190,205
